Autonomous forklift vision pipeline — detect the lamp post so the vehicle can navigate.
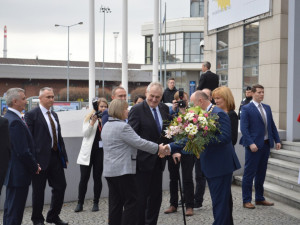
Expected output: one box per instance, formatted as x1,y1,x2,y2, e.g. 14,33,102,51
55,22,83,102
113,32,119,63
100,6,111,96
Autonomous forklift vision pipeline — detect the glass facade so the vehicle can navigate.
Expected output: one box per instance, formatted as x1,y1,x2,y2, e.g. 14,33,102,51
190,0,204,17
243,22,259,91
145,32,203,65
216,30,228,86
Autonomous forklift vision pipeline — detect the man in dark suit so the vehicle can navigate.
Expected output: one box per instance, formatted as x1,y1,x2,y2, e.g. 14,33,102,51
240,84,281,209
169,90,241,225
3,88,40,225
101,86,127,126
128,82,170,225
0,116,10,196
197,61,219,91
25,87,68,225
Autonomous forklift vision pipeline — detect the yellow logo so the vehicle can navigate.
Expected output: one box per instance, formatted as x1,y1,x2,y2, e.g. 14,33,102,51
217,0,230,10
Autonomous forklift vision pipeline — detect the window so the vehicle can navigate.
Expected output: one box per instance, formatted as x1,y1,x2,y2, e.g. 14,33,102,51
216,30,228,86
190,0,204,17
184,32,204,63
243,22,259,92
145,36,153,65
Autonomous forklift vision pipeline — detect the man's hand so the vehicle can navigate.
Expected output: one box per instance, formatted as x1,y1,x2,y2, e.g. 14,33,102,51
158,144,171,158
249,144,258,152
276,143,281,150
36,164,41,174
172,153,181,164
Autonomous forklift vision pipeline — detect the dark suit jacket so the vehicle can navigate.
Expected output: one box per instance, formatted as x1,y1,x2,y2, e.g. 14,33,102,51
228,110,238,146
128,101,171,172
197,70,219,91
4,110,38,187
0,117,10,193
239,102,280,149
171,106,241,178
25,107,68,170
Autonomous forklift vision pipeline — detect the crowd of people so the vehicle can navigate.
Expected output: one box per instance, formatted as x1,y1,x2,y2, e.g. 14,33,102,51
0,60,284,225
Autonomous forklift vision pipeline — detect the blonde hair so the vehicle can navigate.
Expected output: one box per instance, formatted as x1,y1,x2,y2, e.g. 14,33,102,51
174,91,189,101
84,98,108,122
212,86,235,111
108,99,128,120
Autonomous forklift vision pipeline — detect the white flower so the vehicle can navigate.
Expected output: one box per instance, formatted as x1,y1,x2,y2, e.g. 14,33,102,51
185,127,190,132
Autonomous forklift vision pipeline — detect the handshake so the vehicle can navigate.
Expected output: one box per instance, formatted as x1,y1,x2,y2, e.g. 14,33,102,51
158,144,171,158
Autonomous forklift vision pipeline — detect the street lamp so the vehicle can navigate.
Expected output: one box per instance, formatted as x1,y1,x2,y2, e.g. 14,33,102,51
100,6,111,96
113,32,119,63
55,22,83,102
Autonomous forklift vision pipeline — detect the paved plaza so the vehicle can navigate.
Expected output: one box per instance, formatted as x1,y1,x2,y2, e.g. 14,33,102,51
1,185,299,225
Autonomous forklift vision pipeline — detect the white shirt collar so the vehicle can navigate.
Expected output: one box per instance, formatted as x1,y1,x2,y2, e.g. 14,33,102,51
8,107,22,118
206,103,213,111
251,100,262,107
39,104,51,114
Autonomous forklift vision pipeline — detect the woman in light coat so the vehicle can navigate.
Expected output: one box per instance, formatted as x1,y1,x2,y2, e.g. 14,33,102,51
75,98,108,212
101,99,168,225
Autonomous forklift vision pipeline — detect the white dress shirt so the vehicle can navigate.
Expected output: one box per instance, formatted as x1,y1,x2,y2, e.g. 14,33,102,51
40,105,58,148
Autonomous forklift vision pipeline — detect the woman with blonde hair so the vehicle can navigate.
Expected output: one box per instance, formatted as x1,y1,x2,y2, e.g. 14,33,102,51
75,97,108,212
101,99,168,225
212,86,238,146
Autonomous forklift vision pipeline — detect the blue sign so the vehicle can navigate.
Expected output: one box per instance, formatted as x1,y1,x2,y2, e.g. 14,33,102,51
189,81,196,97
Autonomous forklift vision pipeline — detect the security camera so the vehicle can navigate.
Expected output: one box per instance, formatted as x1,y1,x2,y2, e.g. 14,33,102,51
200,40,205,48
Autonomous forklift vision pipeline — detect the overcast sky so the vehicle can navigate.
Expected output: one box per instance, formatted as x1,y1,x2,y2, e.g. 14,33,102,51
0,0,189,64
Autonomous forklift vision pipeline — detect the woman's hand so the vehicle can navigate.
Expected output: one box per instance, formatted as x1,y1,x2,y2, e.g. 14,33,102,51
90,114,98,126
172,100,178,112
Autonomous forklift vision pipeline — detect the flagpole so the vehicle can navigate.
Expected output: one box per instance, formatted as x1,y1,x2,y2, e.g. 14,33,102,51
164,2,167,89
159,0,162,83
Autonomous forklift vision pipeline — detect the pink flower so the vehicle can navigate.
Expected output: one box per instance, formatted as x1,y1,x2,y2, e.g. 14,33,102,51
204,126,208,130
189,110,194,113
193,118,197,123
204,113,208,117
177,117,182,123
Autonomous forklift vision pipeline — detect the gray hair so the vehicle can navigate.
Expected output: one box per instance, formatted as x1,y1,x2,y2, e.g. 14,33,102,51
5,88,25,107
39,87,53,96
202,61,211,70
146,82,163,94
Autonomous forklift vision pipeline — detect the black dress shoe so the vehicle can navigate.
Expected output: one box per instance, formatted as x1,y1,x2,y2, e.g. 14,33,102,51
74,203,83,212
46,218,68,225
33,222,45,225
92,203,99,212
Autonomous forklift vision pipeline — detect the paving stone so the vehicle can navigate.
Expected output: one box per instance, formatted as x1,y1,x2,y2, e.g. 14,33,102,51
1,185,299,225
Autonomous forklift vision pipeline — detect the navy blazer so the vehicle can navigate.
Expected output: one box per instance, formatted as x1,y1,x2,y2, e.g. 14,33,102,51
4,110,38,187
128,101,171,172
0,117,10,193
170,106,241,178
25,107,68,170
239,102,280,149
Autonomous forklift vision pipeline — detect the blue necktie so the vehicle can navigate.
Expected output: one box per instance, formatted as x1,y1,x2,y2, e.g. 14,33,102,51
152,108,162,134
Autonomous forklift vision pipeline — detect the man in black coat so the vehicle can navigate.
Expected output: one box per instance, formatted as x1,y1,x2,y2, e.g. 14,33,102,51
128,82,170,225
25,87,68,225
197,61,219,91
0,116,10,195
162,77,177,103
238,86,252,119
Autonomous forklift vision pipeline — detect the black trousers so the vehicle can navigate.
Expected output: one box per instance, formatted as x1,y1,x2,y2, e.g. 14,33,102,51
3,186,29,225
106,174,138,225
194,156,206,206
167,154,195,208
136,162,163,225
31,150,67,223
78,147,103,204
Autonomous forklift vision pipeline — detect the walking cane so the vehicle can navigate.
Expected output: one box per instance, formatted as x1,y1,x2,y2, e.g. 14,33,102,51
175,157,187,225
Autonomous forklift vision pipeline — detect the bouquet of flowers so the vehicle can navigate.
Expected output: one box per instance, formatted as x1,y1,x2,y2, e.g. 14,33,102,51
165,105,220,158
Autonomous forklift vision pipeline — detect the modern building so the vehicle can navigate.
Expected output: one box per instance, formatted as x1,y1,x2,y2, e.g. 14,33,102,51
142,0,300,134
141,0,205,96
